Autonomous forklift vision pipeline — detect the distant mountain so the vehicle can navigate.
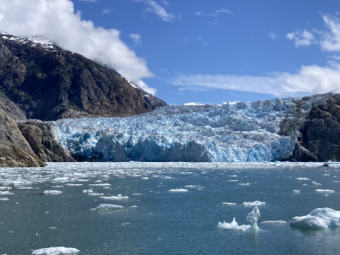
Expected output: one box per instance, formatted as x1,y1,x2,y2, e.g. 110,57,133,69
0,31,167,121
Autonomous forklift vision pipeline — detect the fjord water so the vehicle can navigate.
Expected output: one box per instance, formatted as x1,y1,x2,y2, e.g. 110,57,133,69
1,163,340,255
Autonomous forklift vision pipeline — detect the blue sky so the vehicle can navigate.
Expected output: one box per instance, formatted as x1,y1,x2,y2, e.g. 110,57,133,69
2,0,340,105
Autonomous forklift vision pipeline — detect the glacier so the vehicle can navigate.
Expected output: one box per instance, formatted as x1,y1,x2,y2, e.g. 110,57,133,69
53,93,338,162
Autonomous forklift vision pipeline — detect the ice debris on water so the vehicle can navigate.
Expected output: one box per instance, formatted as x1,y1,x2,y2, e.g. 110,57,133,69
43,190,62,195
218,217,251,232
32,247,80,254
0,191,14,195
290,208,340,230
312,181,322,186
241,201,265,207
0,197,9,201
89,183,111,187
315,189,335,194
169,189,188,192
261,221,287,224
222,202,237,206
246,206,261,230
65,184,83,187
90,204,124,211
296,178,310,181
293,190,300,194
100,194,128,200
238,183,250,186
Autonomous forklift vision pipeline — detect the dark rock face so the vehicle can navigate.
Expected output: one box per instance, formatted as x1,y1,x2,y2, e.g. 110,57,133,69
0,32,167,121
288,99,340,162
17,121,75,162
0,107,45,167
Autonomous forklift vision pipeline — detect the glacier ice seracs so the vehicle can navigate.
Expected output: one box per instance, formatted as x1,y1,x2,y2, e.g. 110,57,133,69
53,94,338,162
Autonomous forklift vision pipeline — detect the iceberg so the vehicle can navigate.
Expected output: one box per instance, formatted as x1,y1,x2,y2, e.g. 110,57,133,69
241,201,265,207
43,190,62,195
169,189,188,192
218,217,250,232
90,204,124,211
246,206,261,230
315,189,335,194
222,202,237,206
100,194,128,200
32,247,79,254
290,208,340,230
261,221,287,224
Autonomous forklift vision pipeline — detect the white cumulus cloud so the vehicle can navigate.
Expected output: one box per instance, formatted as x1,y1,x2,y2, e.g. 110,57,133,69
130,33,142,45
171,62,340,97
134,0,176,22
286,29,315,47
268,31,279,40
321,15,340,52
0,0,156,95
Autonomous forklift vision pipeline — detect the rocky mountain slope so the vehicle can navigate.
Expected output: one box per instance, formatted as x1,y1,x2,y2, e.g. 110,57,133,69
0,31,167,121
0,107,45,167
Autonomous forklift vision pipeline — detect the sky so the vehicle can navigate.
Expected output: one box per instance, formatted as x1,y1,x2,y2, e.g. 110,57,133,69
1,0,340,105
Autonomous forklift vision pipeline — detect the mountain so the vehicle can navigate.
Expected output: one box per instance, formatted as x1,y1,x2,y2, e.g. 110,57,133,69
0,32,167,121
52,93,340,162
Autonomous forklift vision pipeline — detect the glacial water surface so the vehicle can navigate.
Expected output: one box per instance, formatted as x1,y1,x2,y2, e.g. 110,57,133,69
0,162,340,255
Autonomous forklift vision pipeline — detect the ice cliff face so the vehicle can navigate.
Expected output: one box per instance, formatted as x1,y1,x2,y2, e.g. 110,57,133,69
54,93,339,162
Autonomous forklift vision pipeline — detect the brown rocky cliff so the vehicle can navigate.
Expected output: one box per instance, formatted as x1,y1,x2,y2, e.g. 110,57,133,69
0,107,45,167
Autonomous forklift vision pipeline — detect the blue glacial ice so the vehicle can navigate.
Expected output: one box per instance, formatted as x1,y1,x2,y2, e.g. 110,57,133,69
53,94,336,162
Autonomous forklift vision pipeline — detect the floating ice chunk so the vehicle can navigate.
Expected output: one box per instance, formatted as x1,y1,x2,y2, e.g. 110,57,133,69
32,247,80,254
82,189,93,194
185,185,204,189
218,217,251,232
0,197,9,201
229,175,238,177
44,190,62,195
133,193,142,196
238,183,250,186
52,177,69,183
296,178,310,181
293,190,300,194
312,181,322,186
122,222,130,226
169,189,188,192
52,186,64,188
323,174,330,176
303,184,307,186
65,184,83,187
89,183,111,187
49,227,57,229
241,201,265,207
16,186,35,190
76,179,89,182
90,204,124,211
88,192,104,196
315,189,335,194
222,202,237,206
0,187,12,190
94,180,102,183
290,208,340,230
142,177,149,180
0,191,14,195
130,205,138,208
227,180,238,182
333,181,339,183
100,194,128,200
246,206,261,229
261,221,287,224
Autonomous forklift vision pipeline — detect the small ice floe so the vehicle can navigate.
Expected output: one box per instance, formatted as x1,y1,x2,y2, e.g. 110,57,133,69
241,201,265,207
312,181,322,186
65,184,83,187
290,208,340,230
76,179,89,182
122,222,130,226
261,221,287,224
100,194,128,200
82,189,93,194
90,204,123,211
238,183,250,186
185,185,204,189
52,186,64,188
0,191,14,195
88,192,104,196
222,202,237,206
94,180,102,183
296,178,310,181
315,189,335,194
43,190,62,195
0,186,11,190
133,193,142,196
169,189,188,192
218,217,250,232
130,205,138,208
89,183,111,187
32,246,80,254
229,175,238,177
142,177,149,180
0,197,9,201
303,184,307,186
49,227,57,230
52,177,69,183
227,180,238,182
103,187,112,190
246,206,261,230
332,181,340,183
323,174,330,176
293,190,300,194
16,186,35,190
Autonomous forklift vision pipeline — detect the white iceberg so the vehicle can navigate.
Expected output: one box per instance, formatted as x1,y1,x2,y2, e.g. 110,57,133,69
89,183,111,187
100,194,128,200
218,217,250,232
0,197,9,201
238,183,250,186
90,204,124,211
65,184,83,187
222,202,237,206
290,208,340,230
261,221,287,224
312,181,322,186
293,190,300,194
169,189,188,192
296,178,310,181
0,191,14,195
315,189,335,194
246,206,261,230
43,190,62,195
241,201,265,207
32,247,79,254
